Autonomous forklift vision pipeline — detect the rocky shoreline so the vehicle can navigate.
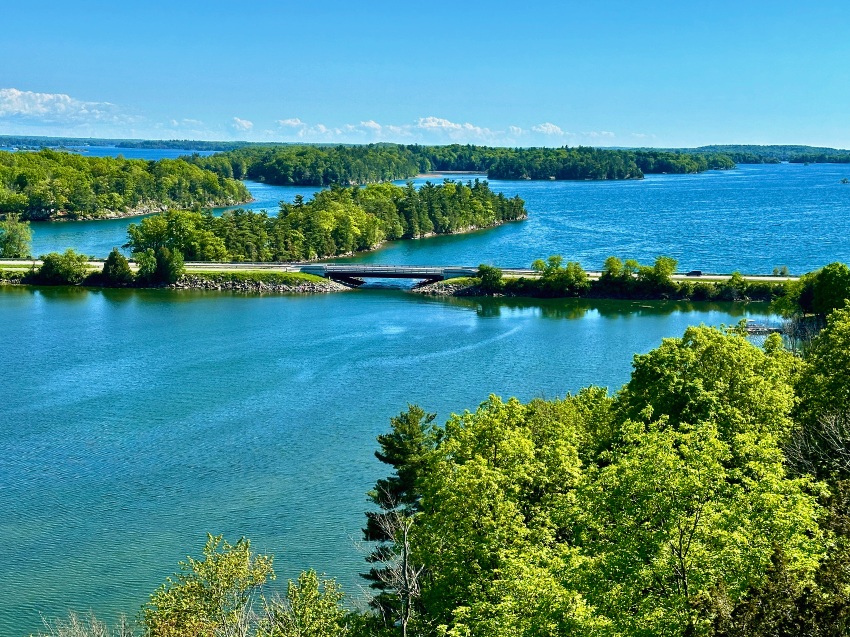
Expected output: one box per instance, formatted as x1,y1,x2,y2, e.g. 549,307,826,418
411,280,484,296
169,274,352,294
13,196,255,222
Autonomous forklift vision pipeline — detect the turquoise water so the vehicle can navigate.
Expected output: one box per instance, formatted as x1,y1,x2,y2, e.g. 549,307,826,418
0,287,771,635
28,162,850,274
4,152,848,635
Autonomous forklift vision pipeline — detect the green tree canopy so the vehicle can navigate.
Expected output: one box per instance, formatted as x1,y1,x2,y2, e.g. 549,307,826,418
0,213,31,257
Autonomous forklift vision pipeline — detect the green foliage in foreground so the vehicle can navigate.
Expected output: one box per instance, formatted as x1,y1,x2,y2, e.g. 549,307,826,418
125,180,526,262
361,323,850,636
775,261,850,317
0,213,32,257
0,149,250,220
33,314,850,636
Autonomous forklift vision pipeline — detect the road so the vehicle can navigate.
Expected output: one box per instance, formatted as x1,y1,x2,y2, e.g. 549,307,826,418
0,259,800,282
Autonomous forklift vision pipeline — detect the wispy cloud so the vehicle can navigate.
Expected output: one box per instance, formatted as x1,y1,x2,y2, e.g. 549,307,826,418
531,122,565,136
0,88,129,126
583,130,615,139
268,116,622,146
276,118,305,128
0,89,628,147
232,117,253,132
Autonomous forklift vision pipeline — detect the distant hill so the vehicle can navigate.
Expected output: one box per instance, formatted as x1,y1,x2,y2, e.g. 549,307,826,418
0,135,272,152
689,145,850,164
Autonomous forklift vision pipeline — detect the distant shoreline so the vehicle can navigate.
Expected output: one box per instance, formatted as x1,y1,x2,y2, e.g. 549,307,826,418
416,171,488,178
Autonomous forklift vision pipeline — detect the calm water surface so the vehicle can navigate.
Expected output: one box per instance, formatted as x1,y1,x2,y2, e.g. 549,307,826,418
0,287,771,635
28,162,850,274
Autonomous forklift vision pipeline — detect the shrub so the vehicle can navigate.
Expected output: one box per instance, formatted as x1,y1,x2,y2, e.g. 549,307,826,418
102,248,134,287
36,249,91,285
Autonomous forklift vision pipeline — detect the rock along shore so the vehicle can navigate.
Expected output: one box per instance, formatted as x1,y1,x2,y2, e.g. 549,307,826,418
169,274,352,294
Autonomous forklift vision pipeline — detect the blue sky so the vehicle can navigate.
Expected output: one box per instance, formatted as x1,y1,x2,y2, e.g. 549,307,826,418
1,0,849,147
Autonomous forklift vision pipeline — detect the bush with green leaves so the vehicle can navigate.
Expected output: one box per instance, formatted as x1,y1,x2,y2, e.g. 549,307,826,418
0,212,32,257
36,249,91,285
101,248,134,287
476,264,504,293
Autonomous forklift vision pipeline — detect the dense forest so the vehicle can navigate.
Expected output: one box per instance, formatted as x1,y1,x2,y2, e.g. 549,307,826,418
0,149,251,220
690,144,850,164
124,180,526,263
184,144,736,186
35,301,850,636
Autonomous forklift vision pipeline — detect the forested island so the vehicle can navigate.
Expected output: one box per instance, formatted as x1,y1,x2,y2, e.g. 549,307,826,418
123,180,526,263
183,144,736,186
677,144,850,164
32,296,850,637
0,179,527,287
0,149,251,221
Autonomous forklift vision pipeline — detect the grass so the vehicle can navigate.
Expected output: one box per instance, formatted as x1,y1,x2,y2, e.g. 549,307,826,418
185,270,329,285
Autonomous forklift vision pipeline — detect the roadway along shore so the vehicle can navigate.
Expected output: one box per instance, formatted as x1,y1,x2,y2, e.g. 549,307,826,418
0,259,801,283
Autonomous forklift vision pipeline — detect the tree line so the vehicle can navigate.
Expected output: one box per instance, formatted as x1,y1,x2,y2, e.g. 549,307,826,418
692,144,850,164
472,255,786,302
0,149,251,221
183,144,738,187
34,302,850,636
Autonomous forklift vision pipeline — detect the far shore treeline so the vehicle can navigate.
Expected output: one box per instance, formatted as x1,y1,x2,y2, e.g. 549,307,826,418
183,144,737,186
2,142,849,223
0,149,251,221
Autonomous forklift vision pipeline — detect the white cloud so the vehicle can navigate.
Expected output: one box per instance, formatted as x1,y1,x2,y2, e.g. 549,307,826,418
0,87,127,125
267,116,622,147
532,122,565,136
583,130,615,139
232,117,253,132
277,117,305,127
415,116,494,140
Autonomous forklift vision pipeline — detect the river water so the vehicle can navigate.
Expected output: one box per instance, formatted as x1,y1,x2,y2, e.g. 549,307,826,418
0,148,844,635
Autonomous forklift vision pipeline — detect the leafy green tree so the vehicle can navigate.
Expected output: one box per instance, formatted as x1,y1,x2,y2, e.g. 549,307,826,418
413,396,601,636
135,248,158,284
36,249,91,285
476,264,503,293
578,417,822,636
601,255,624,279
155,246,185,284
258,570,348,637
143,534,274,637
812,262,850,315
531,255,589,297
617,326,798,447
791,305,850,479
0,213,32,257
102,247,134,287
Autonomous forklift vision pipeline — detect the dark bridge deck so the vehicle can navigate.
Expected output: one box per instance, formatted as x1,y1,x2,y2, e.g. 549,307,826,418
299,264,484,281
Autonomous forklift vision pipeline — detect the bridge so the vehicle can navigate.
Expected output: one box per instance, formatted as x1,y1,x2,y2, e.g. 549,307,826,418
297,264,538,284
296,264,550,285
